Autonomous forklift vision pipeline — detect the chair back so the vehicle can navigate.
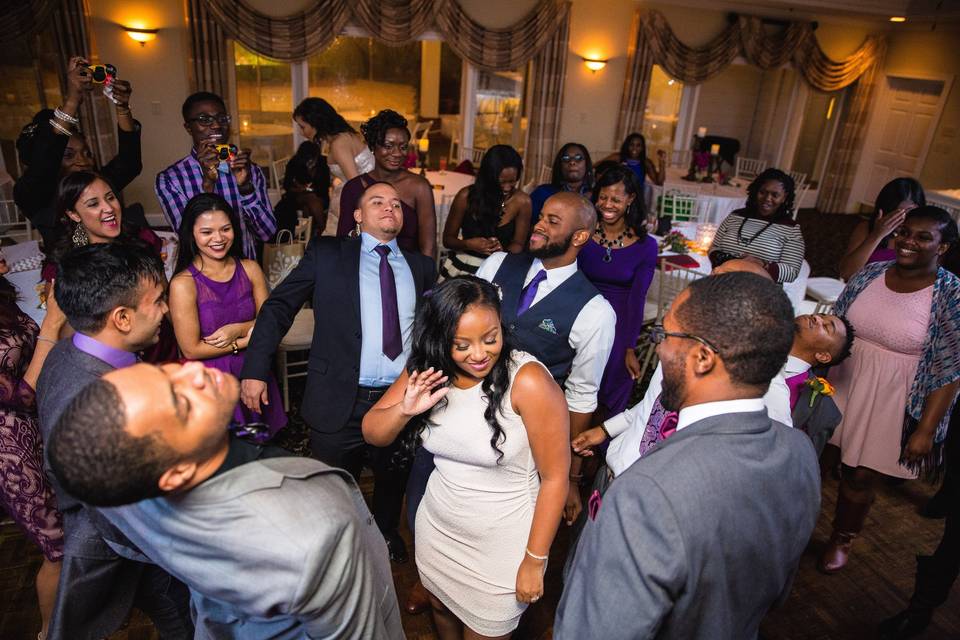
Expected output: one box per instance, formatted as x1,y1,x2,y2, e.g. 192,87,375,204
735,156,767,181
656,259,705,321
412,120,432,143
0,199,32,243
792,181,810,219
272,155,291,190
787,170,807,189
659,190,700,223
462,147,486,165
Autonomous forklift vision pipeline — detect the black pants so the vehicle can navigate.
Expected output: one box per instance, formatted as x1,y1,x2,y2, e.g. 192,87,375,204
309,387,408,536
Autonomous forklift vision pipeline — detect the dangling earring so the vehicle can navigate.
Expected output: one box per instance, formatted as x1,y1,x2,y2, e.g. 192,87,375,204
353,221,361,238
72,223,89,247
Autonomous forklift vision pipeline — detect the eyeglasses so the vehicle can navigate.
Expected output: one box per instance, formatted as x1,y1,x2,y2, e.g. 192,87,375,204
189,113,231,127
379,141,409,154
649,324,721,354
561,154,584,163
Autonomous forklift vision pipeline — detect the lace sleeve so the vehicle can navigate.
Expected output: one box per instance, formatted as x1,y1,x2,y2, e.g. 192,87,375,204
0,312,38,411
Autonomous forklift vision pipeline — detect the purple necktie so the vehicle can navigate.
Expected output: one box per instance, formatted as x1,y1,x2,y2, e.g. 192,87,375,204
374,245,402,360
785,371,808,411
516,269,548,316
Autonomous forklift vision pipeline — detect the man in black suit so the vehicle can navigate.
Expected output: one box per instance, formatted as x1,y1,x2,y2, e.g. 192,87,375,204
36,243,192,640
241,181,436,563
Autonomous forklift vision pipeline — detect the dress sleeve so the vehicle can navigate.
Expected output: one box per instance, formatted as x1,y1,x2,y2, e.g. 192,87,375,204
767,224,805,283
707,214,741,267
237,164,277,242
0,321,37,412
101,123,143,192
336,176,364,238
624,237,658,351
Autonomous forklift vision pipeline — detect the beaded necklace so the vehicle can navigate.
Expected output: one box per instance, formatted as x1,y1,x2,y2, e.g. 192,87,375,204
595,224,633,263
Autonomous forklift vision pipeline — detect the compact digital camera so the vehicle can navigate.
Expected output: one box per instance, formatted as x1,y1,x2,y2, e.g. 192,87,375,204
215,144,238,161
87,64,117,84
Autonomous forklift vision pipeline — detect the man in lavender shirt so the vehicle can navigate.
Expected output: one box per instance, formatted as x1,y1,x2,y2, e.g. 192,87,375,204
155,91,276,259
36,243,192,640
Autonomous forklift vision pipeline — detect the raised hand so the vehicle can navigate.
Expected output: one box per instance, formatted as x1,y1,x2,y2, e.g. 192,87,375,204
230,148,253,187
872,206,911,240
400,367,449,417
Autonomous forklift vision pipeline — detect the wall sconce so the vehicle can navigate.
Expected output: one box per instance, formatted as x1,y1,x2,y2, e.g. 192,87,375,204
124,26,158,46
582,57,607,73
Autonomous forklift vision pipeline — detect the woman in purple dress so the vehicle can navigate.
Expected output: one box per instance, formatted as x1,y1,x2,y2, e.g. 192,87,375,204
579,165,658,418
839,177,925,280
0,258,66,638
168,193,287,436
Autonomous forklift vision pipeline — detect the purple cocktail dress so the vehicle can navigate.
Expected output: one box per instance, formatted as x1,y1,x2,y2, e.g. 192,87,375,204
187,262,287,436
579,235,658,415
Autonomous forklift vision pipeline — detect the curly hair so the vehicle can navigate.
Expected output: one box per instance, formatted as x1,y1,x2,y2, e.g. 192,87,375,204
360,109,410,151
293,97,355,140
407,276,514,462
466,145,523,235
745,168,796,221
592,164,647,237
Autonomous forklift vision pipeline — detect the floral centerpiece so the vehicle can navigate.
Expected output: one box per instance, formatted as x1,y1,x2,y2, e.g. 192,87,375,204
659,230,689,254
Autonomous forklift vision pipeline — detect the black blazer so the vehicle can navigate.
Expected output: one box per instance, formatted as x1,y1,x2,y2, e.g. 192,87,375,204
241,236,436,433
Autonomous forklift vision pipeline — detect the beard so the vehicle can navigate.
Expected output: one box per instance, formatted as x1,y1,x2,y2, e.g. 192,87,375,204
659,352,687,412
529,232,574,259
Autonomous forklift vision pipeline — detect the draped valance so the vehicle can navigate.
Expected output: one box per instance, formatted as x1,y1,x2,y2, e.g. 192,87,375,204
616,10,887,143
196,0,569,70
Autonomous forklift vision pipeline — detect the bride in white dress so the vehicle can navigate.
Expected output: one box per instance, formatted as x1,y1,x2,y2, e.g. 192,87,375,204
293,97,374,234
364,276,570,639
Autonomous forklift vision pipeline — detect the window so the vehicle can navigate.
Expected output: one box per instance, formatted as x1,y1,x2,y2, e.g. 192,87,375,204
234,43,295,177
472,67,527,155
792,88,844,188
642,65,683,156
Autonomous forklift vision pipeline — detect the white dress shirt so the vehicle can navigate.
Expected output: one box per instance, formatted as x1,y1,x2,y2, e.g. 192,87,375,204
676,397,767,431
604,362,794,477
784,354,812,379
476,252,616,414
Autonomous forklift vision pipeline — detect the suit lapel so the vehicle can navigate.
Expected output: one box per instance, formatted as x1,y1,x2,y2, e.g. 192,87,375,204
344,237,363,328
792,377,816,429
401,249,425,298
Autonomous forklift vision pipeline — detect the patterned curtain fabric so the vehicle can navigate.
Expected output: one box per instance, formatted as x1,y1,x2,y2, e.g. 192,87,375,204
187,0,230,95
0,0,61,43
524,8,571,180
195,0,568,70
615,10,886,143
51,0,117,168
816,39,888,213
199,0,352,62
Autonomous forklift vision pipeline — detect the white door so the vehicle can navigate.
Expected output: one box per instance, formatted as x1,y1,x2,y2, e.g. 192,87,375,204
849,76,948,211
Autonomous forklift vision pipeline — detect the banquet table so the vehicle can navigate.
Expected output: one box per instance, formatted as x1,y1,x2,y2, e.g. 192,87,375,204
645,166,749,225
414,169,475,236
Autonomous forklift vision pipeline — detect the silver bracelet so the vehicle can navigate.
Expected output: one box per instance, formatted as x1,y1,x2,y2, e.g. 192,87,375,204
525,547,548,561
49,119,73,137
36,336,58,346
54,107,79,125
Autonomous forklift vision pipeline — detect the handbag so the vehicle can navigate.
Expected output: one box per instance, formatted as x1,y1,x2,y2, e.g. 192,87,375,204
263,229,305,290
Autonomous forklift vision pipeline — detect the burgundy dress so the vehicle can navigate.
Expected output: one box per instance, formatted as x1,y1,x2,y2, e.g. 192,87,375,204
336,173,420,253
0,306,63,561
579,235,658,415
186,262,287,436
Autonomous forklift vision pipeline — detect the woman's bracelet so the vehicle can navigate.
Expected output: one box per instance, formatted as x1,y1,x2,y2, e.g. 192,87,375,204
36,336,58,346
49,118,73,137
115,106,132,116
231,341,239,355
600,424,611,440
54,107,79,125
525,548,548,562
569,473,584,484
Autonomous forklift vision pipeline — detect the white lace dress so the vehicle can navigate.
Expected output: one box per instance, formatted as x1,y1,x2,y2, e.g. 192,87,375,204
415,350,546,636
326,147,376,235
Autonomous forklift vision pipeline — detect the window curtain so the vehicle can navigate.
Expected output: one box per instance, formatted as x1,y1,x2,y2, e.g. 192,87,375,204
186,0,230,96
524,8,570,181
194,0,569,71
615,9,887,212
0,0,60,44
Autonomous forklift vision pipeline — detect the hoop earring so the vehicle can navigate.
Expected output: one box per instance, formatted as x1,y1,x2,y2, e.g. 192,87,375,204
72,223,89,247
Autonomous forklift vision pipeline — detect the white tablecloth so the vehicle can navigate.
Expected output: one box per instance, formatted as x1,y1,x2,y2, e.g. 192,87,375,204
646,166,749,225
416,170,475,234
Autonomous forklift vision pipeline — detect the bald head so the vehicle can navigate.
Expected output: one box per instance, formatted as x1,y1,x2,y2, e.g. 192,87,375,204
711,258,772,280
545,192,596,230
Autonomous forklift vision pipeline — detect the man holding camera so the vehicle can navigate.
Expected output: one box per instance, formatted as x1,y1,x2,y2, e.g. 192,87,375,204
155,91,276,259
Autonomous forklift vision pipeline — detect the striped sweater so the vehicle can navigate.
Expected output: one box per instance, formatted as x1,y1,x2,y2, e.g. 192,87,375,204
709,211,805,283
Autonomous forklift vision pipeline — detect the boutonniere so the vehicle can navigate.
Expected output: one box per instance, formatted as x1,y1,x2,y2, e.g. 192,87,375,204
807,376,835,408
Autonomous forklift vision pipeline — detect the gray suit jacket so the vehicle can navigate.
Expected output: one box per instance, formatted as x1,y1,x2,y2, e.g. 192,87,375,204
793,374,842,457
102,456,404,640
555,410,820,640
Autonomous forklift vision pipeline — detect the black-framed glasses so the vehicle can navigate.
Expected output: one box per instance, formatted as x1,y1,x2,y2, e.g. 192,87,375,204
649,324,721,354
561,153,584,163
189,113,231,127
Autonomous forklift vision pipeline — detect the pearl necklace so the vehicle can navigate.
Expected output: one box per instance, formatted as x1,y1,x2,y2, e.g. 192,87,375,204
595,224,633,263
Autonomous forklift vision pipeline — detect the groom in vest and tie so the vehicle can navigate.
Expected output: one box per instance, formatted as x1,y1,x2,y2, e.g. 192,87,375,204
241,181,436,565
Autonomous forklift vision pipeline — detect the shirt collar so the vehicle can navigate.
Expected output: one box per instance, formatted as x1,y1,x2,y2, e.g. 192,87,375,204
72,332,138,369
676,398,766,432
531,256,578,285
785,355,812,377
361,232,400,255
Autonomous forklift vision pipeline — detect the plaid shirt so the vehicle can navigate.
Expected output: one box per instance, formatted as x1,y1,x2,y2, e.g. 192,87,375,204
155,150,276,259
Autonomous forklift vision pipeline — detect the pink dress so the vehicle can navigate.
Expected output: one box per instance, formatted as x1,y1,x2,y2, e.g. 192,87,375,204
828,275,933,479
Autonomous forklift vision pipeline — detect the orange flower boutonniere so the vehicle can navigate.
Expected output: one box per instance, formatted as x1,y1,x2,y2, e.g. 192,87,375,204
807,376,835,408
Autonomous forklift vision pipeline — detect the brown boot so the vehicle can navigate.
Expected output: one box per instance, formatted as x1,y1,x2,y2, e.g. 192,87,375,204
818,493,872,574
404,579,430,615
